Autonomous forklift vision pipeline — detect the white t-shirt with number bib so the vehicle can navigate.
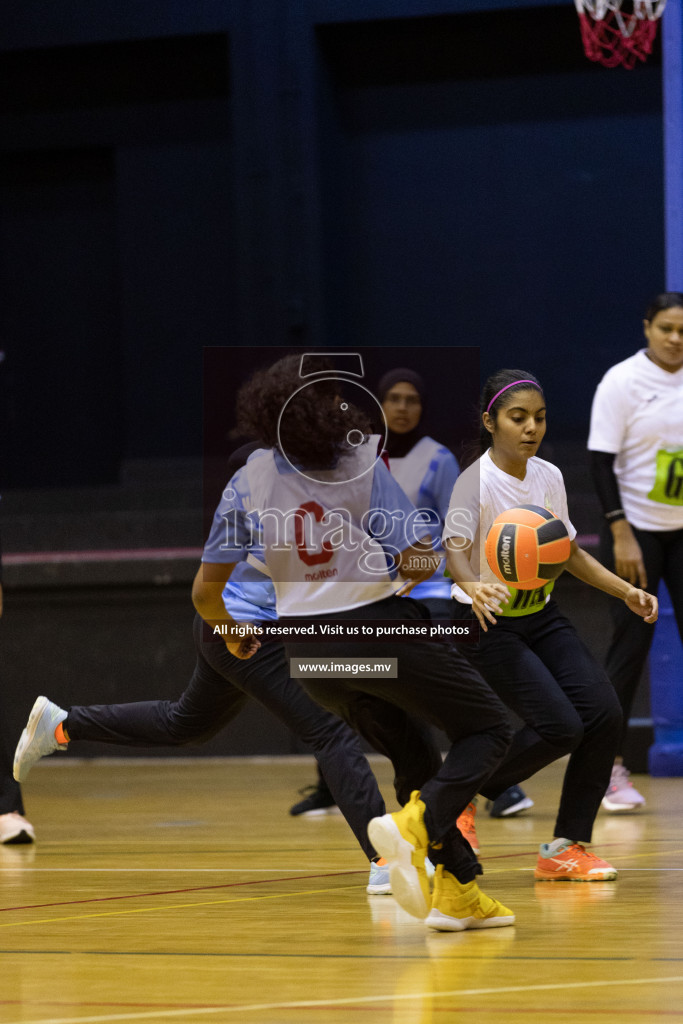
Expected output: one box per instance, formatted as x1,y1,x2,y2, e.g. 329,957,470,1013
588,350,683,531
443,450,576,615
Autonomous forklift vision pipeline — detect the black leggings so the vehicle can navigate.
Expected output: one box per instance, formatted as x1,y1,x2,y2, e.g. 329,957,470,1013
462,600,622,843
0,705,24,816
67,615,388,861
285,595,513,884
599,524,683,753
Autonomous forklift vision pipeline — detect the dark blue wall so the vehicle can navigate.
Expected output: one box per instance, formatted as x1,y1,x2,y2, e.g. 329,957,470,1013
0,0,664,486
315,10,663,435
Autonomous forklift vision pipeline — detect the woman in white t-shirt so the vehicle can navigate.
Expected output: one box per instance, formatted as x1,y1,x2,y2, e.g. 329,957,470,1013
588,292,683,811
444,369,658,884
379,367,534,835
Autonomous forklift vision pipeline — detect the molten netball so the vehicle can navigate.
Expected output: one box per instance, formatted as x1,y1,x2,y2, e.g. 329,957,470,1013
485,505,571,590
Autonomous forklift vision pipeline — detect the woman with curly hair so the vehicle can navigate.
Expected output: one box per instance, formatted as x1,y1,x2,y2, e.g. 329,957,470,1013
191,353,517,933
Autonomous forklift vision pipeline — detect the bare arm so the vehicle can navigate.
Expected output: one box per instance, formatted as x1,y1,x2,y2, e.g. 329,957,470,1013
566,541,657,623
608,518,648,588
444,537,509,632
191,562,261,659
590,450,647,587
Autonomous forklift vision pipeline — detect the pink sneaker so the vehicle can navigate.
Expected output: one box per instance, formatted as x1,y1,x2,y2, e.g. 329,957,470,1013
602,764,646,813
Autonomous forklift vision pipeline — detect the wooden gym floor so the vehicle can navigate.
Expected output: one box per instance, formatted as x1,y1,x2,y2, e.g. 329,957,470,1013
1,755,682,1023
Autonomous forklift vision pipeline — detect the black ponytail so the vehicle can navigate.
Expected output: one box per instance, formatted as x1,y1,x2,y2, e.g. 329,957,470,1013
645,293,683,322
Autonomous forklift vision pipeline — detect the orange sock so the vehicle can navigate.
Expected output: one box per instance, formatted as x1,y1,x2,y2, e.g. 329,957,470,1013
55,722,69,745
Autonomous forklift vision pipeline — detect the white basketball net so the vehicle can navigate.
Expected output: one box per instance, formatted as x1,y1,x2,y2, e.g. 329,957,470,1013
575,1,667,39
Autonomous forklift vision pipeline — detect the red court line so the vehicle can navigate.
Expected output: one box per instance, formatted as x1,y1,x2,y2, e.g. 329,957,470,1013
0,869,363,914
0,844,618,914
0,1001,232,1010
0,535,602,566
481,840,640,860
4,547,203,565
480,849,541,862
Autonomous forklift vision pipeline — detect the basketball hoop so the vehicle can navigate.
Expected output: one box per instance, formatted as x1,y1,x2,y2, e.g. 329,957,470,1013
575,1,667,68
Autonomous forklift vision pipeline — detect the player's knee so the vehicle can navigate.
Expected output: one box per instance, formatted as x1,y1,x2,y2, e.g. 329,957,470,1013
164,726,199,745
593,688,624,739
301,720,348,754
539,714,584,754
165,711,220,745
495,718,515,754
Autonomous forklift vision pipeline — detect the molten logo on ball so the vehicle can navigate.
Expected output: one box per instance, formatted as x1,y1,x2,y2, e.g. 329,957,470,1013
485,505,570,590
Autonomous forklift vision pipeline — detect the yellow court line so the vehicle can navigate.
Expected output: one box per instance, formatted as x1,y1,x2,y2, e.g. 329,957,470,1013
596,845,683,863
4,972,683,1024
0,883,361,930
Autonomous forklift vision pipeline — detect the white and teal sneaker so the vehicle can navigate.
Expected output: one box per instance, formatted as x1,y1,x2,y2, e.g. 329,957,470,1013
367,859,392,895
367,856,436,896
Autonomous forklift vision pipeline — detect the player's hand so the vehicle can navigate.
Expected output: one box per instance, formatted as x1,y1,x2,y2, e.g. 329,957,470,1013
224,624,262,659
613,533,647,588
396,579,418,597
623,587,658,624
226,635,261,659
468,582,510,632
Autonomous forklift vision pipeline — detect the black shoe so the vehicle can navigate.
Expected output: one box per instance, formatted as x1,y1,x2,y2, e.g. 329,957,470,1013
486,785,534,818
289,784,339,817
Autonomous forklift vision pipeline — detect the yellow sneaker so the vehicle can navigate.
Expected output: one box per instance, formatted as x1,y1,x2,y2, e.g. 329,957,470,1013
367,791,431,918
426,865,516,931
456,801,479,855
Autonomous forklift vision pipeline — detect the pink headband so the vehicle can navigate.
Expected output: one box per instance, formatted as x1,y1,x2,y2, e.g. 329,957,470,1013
486,379,540,414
